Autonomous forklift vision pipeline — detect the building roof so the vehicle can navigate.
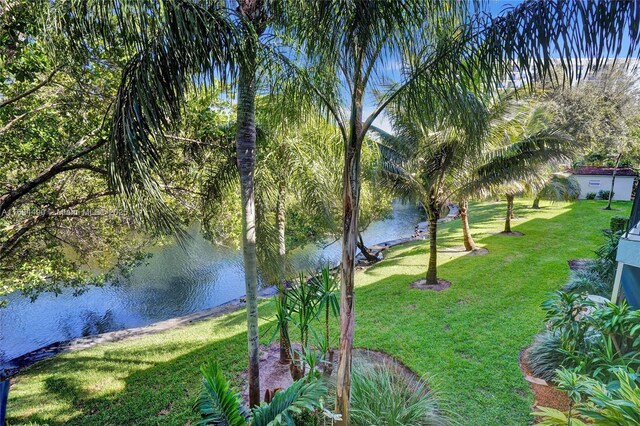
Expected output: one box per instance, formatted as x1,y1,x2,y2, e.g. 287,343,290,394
570,166,638,177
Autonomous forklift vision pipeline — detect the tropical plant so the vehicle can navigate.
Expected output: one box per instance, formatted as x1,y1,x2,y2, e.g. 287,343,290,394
196,360,327,426
350,362,448,426
532,175,581,209
311,266,340,375
593,230,623,285
610,216,628,234
562,268,611,298
534,369,640,426
374,109,485,284
54,0,640,422
287,273,321,380
527,331,566,382
585,192,597,200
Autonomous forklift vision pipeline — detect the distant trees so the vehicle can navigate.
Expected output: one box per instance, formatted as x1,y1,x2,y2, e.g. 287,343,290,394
549,67,640,209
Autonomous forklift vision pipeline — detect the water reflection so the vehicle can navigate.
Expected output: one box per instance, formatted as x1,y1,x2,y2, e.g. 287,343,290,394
0,201,420,367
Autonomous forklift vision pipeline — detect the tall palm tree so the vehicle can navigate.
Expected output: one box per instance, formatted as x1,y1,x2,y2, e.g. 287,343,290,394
374,105,485,285
283,2,640,423
54,0,271,406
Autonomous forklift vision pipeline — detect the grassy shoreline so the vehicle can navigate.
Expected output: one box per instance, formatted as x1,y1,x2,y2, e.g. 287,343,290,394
7,200,630,425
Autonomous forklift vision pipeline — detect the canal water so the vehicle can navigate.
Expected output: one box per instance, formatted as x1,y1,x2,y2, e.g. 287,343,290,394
0,201,421,369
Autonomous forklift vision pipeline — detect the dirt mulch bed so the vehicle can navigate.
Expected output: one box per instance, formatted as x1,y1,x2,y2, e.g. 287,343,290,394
241,344,423,404
519,347,570,421
496,231,525,237
567,259,592,271
410,278,452,291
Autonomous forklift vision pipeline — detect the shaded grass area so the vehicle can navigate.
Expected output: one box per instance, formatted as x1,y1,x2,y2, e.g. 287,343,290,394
7,200,630,425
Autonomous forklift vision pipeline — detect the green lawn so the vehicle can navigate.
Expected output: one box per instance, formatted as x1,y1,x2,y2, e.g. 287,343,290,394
7,199,631,425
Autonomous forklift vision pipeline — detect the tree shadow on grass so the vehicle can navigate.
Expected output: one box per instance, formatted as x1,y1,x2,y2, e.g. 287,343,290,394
9,201,626,426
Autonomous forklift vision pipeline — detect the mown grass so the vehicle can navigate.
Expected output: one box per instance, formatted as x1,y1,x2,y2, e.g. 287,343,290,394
6,199,631,425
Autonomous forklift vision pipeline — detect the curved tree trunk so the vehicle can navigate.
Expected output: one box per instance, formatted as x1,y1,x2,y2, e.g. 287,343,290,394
276,181,291,365
532,197,540,209
236,47,260,407
504,194,514,233
335,79,364,426
425,197,440,286
356,232,378,262
605,153,622,210
460,199,477,251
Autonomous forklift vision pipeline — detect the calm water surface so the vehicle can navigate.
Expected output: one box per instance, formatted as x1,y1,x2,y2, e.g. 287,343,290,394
0,201,421,367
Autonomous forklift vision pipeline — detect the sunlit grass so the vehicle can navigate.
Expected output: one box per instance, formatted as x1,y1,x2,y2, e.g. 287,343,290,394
7,199,630,425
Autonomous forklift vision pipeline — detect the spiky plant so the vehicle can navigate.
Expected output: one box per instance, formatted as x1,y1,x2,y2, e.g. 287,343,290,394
350,362,448,426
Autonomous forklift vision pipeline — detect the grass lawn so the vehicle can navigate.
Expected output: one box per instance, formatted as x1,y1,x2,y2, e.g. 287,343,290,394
6,199,631,425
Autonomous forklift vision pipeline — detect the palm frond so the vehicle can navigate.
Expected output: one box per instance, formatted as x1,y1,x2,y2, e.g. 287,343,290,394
196,360,249,426
251,378,327,426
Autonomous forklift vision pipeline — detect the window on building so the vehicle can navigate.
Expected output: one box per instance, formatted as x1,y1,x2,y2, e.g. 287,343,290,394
588,180,601,187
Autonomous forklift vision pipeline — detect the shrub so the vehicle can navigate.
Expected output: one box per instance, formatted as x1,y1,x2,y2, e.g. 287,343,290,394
585,192,597,200
351,362,449,426
563,267,611,297
593,230,622,285
527,331,566,382
598,189,613,200
610,216,627,233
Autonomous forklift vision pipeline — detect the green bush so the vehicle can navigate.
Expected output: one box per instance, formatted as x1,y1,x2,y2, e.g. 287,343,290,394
598,189,613,200
563,267,611,297
351,362,449,426
527,331,566,382
585,192,597,200
610,216,627,233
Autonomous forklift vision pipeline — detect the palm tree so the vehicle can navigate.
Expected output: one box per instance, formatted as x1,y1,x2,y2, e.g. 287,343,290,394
466,104,574,235
255,109,341,364
374,107,485,285
531,174,581,209
283,2,640,422
54,0,270,406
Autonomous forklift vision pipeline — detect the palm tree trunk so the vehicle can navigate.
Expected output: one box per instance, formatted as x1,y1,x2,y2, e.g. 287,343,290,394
335,77,365,426
425,199,440,286
236,48,260,407
605,153,622,210
460,199,477,251
504,194,514,233
532,197,540,209
356,232,378,262
276,181,291,365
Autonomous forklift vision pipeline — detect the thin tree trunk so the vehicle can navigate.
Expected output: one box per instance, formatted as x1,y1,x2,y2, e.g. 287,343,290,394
532,197,540,209
504,194,514,233
460,199,477,251
425,197,440,286
605,153,622,210
335,75,365,426
236,48,260,407
356,232,378,262
276,181,291,365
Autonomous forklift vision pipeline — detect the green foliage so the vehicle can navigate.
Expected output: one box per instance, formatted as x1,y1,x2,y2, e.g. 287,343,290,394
593,230,623,285
562,267,611,297
196,360,327,426
610,216,628,233
350,362,448,426
197,361,249,426
536,369,640,426
5,200,633,425
585,192,597,200
598,190,614,200
527,331,566,382
538,176,581,202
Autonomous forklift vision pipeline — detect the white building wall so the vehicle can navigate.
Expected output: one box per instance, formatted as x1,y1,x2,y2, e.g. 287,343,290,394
573,175,636,200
